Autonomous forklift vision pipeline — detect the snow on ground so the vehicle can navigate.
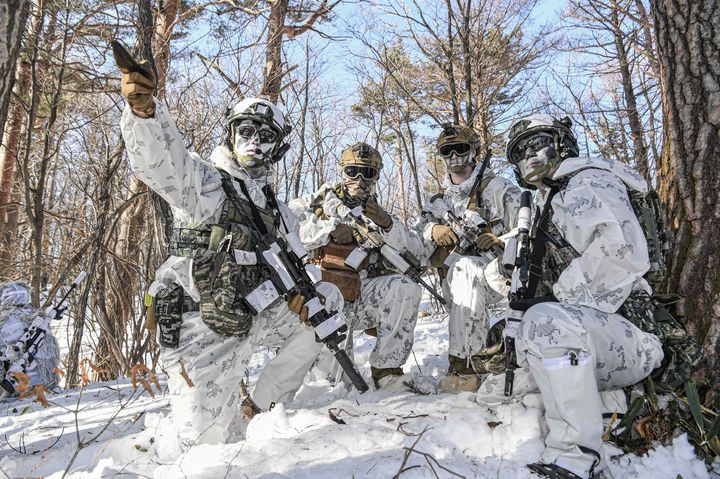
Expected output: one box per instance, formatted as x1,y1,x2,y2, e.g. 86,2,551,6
1,306,716,478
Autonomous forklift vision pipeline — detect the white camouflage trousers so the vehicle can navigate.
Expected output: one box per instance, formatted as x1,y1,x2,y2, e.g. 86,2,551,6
260,273,422,394
479,302,663,478
345,274,422,369
443,256,507,360
160,281,342,446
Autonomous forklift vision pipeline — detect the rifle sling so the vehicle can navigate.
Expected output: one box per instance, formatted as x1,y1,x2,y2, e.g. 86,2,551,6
526,181,561,298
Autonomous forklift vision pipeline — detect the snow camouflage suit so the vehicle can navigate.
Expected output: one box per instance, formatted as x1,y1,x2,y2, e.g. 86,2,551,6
0,283,60,393
415,165,521,370
477,156,666,478
278,182,424,383
121,101,344,445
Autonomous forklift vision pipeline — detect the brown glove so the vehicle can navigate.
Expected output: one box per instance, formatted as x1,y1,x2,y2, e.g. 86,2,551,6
329,223,354,244
118,58,156,117
288,294,309,324
432,224,458,247
363,198,392,229
475,232,504,252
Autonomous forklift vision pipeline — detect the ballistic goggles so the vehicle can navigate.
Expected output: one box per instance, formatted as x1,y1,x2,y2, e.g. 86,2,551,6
438,142,471,158
235,123,279,144
508,133,553,165
343,165,379,180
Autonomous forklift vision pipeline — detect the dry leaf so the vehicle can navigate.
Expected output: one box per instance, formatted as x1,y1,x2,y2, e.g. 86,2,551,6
131,364,161,398
52,368,65,378
10,372,30,396
179,358,194,388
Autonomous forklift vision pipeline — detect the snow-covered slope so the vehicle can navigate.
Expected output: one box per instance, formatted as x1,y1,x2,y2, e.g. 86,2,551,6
0,310,714,478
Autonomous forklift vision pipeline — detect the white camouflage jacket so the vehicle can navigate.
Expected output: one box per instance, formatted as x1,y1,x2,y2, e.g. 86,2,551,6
121,101,300,300
289,182,426,267
416,165,522,251
540,156,652,313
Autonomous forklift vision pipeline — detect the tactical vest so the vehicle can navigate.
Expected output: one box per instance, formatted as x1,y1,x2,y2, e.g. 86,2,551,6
429,173,496,273
167,170,279,338
310,183,394,280
528,170,703,391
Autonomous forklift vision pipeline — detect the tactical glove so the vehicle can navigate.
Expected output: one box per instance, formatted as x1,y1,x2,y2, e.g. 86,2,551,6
432,224,458,247
329,223,354,244
113,41,156,118
120,65,156,117
475,232,504,252
363,199,392,229
288,294,309,324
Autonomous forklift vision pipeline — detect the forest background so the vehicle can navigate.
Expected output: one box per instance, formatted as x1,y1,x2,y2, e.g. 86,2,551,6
0,0,717,395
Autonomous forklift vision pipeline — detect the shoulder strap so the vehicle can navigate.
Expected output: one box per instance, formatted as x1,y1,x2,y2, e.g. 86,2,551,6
526,180,562,298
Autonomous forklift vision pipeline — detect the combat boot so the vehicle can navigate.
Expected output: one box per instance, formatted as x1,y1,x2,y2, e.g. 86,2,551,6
240,396,262,421
438,354,480,393
371,366,407,390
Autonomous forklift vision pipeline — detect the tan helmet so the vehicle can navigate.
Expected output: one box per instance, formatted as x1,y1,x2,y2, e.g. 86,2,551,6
436,124,481,155
339,142,383,169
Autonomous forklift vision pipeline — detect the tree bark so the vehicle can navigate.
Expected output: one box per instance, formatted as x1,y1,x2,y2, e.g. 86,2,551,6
0,0,31,137
261,0,289,102
653,0,720,384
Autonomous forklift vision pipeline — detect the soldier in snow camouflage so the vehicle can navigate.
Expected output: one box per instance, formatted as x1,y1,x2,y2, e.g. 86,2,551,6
277,142,424,389
119,57,344,445
476,114,669,479
414,125,522,393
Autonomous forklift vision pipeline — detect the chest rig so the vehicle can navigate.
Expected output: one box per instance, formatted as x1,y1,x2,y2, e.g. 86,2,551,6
176,170,280,339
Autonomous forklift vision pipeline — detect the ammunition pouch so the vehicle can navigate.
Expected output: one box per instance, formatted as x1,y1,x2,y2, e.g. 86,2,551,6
618,291,704,392
318,241,365,302
192,244,273,338
154,284,197,348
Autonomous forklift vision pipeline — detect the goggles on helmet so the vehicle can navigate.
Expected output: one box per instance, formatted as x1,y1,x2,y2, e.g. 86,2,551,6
343,165,379,180
438,142,471,158
234,123,279,144
508,134,553,165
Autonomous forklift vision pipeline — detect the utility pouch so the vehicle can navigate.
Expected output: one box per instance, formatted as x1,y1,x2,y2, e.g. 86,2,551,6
619,291,703,391
320,268,361,302
154,284,184,348
320,242,368,271
192,235,273,338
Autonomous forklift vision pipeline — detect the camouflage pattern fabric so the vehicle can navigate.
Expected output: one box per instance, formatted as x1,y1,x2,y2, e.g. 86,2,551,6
618,291,703,392
0,285,60,391
154,284,185,348
415,165,520,369
443,256,507,361
531,162,703,391
192,246,271,337
345,274,422,369
512,301,664,477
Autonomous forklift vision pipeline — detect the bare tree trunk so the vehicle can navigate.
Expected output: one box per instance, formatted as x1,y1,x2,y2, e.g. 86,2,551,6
292,39,311,198
653,0,720,384
0,60,30,276
611,3,649,180
0,0,31,136
261,0,288,102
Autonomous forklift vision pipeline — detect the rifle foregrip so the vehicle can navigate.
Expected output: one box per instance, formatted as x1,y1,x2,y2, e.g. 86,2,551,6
332,347,369,393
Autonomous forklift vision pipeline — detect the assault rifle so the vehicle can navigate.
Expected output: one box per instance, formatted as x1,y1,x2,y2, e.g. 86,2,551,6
501,191,533,396
324,197,447,306
1,272,86,396
441,208,504,269
224,178,369,393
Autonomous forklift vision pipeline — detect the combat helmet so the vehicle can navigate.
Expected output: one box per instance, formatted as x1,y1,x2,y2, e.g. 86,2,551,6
436,124,481,172
505,114,579,188
340,142,383,170
224,98,291,164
